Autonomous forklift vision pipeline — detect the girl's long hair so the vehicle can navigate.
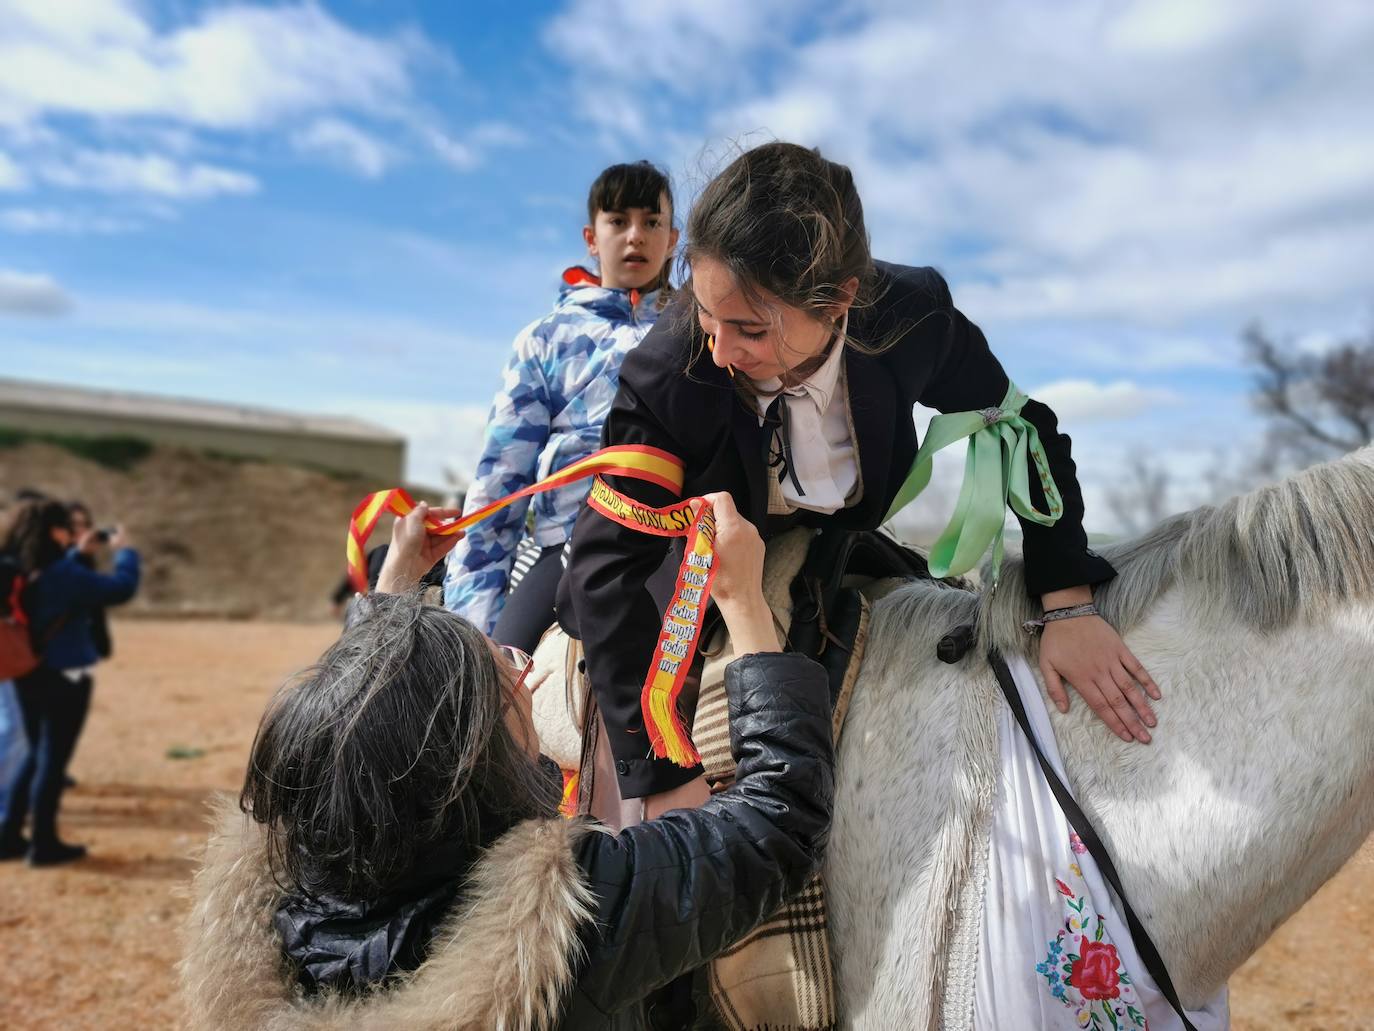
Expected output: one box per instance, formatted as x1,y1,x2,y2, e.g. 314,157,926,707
241,592,558,898
679,141,899,394
1,499,73,573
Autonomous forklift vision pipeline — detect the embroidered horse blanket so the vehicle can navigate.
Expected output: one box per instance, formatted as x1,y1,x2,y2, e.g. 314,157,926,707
971,655,1231,1030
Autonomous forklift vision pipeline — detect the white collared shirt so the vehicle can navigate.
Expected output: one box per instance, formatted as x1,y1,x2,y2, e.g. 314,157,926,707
752,315,858,515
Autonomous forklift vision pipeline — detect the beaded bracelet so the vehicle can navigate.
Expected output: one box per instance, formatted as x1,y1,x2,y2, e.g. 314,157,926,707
1021,601,1099,634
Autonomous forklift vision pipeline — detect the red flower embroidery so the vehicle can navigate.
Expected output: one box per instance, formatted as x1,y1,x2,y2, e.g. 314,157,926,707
1070,832,1087,855
1056,878,1074,897
1070,938,1122,1000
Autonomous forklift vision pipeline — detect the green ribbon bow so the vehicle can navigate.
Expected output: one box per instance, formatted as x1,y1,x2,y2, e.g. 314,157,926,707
883,383,1063,582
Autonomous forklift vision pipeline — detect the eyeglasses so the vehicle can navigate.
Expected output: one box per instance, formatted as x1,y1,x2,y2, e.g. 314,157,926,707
497,644,534,697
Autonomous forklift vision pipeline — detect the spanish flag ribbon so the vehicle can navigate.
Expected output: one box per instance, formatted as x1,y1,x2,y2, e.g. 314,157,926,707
345,444,685,593
346,442,712,770
559,770,580,817
585,478,714,767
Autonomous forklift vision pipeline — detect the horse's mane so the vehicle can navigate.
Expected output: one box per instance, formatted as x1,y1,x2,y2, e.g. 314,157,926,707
879,446,1374,658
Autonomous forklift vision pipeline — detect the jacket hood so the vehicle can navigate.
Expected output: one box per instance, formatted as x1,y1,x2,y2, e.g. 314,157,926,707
179,796,600,1031
557,265,661,322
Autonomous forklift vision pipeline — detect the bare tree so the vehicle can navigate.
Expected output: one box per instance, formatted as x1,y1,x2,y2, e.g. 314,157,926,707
1245,322,1374,463
1103,451,1174,536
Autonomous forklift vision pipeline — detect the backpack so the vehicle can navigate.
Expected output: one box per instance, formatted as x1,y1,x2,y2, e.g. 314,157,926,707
0,554,39,681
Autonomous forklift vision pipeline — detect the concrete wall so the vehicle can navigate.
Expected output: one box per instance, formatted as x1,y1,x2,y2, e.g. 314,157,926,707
0,403,405,483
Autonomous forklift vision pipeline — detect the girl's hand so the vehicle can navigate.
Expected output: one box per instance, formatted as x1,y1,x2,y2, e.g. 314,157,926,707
375,502,463,594
1039,614,1161,744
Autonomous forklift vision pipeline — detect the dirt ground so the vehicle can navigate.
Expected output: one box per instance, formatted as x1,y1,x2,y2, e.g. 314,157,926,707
0,620,1368,1030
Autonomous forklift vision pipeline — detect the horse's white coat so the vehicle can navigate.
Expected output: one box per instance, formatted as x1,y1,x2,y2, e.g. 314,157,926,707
832,446,1374,1027
826,584,996,1029
532,449,1374,1029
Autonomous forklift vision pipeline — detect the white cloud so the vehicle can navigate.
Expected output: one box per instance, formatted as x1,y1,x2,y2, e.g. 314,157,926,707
541,0,802,141
0,0,515,197
293,117,394,179
1028,379,1179,424
419,119,527,172
0,206,137,233
38,150,258,199
0,150,27,190
422,126,479,172
595,0,1374,326
0,0,420,130
957,218,1374,326
0,268,72,315
468,122,526,149
543,0,796,92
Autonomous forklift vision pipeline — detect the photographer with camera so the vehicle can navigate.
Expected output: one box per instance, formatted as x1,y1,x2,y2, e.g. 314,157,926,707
57,502,117,790
0,500,140,866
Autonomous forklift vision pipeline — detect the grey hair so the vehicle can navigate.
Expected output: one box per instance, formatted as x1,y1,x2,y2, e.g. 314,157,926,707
241,591,558,898
880,447,1374,657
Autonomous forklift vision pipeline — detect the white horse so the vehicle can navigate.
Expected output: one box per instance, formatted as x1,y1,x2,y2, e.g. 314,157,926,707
536,446,1374,1028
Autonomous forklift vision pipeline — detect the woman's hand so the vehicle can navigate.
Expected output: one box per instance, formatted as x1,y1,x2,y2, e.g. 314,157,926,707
698,492,778,655
375,502,463,594
641,494,773,823
1039,613,1161,744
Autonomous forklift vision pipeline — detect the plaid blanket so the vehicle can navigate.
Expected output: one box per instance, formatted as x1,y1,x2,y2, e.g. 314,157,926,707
693,592,871,1031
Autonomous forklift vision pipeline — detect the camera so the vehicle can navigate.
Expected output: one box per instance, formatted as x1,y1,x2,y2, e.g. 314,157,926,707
92,526,118,544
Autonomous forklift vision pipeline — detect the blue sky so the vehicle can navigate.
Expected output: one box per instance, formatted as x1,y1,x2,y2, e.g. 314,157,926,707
1,0,1371,531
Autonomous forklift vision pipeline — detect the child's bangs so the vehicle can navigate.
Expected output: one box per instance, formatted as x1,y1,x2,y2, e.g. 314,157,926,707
589,162,671,220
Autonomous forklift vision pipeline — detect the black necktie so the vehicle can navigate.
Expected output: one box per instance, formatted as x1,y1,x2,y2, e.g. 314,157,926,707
765,395,806,497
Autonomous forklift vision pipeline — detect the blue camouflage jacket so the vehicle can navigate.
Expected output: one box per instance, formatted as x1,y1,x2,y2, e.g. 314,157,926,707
444,269,664,633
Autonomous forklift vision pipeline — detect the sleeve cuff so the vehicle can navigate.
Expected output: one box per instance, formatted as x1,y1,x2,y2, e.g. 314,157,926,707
614,755,705,799
1023,548,1117,597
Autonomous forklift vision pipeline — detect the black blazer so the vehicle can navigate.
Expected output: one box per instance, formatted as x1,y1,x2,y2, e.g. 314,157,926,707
557,261,1115,798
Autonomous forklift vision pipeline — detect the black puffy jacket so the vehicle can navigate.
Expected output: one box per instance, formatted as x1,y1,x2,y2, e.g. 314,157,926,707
562,651,834,1028
181,651,835,1030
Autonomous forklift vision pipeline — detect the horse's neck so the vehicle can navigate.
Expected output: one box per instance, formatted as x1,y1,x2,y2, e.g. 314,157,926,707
1043,587,1374,1004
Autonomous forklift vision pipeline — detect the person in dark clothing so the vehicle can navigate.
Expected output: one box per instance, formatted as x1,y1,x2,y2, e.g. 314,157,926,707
0,500,140,866
66,503,112,661
557,141,1164,821
61,502,112,790
180,495,833,1030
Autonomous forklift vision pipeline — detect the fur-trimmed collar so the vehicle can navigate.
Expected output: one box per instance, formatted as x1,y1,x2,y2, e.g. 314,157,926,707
179,796,599,1030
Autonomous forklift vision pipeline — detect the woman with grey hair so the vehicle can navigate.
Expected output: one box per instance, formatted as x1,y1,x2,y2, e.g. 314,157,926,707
180,494,834,1030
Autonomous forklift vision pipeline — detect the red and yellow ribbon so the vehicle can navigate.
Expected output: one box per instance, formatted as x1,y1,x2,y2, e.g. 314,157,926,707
585,478,715,766
346,442,711,770
559,770,580,817
346,444,684,592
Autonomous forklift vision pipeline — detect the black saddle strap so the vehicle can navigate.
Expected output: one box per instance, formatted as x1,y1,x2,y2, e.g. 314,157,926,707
989,650,1198,1031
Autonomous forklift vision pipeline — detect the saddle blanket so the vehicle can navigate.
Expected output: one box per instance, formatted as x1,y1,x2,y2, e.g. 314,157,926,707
973,655,1231,1030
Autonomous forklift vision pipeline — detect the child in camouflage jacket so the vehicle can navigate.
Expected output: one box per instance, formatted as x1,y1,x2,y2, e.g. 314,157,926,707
444,162,677,649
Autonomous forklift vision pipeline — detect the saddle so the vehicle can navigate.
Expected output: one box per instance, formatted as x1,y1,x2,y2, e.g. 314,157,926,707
691,526,937,1031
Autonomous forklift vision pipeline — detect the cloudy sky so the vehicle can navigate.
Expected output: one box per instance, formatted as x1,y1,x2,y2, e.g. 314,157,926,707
1,0,1370,530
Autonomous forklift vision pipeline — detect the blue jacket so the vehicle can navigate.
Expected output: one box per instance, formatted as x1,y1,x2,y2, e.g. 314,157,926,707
444,269,663,633
29,548,140,671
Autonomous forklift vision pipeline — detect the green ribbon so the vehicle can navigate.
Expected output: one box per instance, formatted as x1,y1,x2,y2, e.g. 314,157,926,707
883,383,1063,582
